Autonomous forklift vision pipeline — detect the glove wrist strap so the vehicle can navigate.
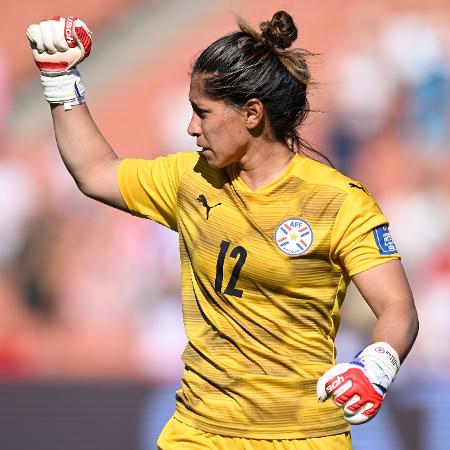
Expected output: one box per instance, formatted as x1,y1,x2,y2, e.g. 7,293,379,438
353,341,400,389
40,68,85,109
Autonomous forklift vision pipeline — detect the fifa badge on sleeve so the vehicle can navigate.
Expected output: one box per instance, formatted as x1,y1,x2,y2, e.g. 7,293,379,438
373,225,398,255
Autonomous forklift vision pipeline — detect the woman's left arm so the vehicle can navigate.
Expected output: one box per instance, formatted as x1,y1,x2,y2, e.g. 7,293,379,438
352,259,419,362
317,259,419,424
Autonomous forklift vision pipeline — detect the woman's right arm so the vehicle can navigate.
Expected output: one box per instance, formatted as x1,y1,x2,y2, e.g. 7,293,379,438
51,102,127,210
27,16,127,211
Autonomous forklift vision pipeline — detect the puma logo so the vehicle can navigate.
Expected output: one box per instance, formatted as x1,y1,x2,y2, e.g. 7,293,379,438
197,194,221,220
349,182,369,195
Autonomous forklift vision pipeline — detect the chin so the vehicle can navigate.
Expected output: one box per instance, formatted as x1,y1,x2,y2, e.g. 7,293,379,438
204,159,223,169
200,151,224,169
206,159,229,170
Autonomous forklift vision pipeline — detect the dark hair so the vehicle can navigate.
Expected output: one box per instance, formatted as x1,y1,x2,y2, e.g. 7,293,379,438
191,10,322,159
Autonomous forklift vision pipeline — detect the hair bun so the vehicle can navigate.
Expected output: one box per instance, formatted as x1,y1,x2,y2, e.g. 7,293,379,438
260,11,298,49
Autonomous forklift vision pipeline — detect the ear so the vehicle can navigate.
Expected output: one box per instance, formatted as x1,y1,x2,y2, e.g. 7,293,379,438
243,98,264,130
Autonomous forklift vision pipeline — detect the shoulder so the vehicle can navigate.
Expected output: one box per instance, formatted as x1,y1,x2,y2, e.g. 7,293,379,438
294,156,382,215
296,156,362,195
163,150,201,170
143,151,201,179
165,151,225,180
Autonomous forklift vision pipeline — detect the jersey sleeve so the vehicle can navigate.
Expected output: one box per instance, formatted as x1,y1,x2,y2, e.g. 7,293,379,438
330,186,400,277
118,152,195,231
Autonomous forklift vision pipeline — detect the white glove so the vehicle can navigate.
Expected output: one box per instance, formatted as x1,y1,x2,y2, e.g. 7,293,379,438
317,342,400,425
26,16,92,109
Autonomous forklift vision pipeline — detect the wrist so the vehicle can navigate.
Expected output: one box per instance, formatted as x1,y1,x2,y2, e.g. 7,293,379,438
40,68,86,109
352,341,400,389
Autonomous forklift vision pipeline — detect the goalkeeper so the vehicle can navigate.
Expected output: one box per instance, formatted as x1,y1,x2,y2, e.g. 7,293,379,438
26,13,419,449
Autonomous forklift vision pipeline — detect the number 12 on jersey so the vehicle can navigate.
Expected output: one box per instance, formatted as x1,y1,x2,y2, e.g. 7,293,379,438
214,240,247,298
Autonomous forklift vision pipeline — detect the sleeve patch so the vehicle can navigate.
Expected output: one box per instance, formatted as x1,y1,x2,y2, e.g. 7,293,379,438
373,226,398,255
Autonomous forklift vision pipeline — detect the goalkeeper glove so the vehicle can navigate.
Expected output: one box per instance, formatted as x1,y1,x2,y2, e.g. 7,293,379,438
26,16,92,109
317,342,400,425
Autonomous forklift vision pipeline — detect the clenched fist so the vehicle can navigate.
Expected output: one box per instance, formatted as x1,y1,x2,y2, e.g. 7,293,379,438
26,16,92,108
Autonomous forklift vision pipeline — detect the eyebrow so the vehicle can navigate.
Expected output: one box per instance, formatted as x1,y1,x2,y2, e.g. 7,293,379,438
189,100,206,112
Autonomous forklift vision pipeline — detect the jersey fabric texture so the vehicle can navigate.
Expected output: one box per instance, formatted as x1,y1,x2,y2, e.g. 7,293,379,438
118,152,400,439
157,416,352,449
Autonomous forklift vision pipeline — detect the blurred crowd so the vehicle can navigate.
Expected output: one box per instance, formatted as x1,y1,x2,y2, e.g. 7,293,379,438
0,0,449,410
325,7,450,381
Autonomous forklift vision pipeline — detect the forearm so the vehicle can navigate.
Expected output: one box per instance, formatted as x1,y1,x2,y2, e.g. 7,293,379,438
372,300,419,363
352,260,419,363
51,102,119,194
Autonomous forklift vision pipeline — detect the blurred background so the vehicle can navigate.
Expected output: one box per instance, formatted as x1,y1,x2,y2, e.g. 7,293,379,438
0,0,449,449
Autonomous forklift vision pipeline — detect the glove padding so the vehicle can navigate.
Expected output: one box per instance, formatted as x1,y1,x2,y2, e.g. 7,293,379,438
26,17,92,107
26,16,92,72
317,342,400,425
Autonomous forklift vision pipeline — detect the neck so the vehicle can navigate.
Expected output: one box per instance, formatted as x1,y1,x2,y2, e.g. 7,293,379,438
234,140,294,191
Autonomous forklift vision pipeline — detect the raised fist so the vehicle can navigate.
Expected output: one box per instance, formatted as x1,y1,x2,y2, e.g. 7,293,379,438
26,16,92,73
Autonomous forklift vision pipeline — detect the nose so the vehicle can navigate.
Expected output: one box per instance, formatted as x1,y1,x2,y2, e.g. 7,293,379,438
187,112,201,137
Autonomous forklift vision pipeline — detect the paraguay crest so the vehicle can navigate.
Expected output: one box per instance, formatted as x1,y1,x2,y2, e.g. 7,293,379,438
275,218,313,256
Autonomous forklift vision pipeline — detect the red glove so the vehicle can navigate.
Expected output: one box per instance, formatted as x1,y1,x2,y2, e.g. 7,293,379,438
317,342,400,424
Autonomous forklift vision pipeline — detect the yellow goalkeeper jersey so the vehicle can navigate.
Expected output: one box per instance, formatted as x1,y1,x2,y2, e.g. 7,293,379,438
118,152,400,439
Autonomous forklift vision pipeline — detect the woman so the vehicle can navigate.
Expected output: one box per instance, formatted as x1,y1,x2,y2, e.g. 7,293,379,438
26,11,418,449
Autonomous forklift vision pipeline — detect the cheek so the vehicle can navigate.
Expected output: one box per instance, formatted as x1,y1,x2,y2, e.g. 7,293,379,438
221,113,246,141
225,120,247,148
203,110,246,148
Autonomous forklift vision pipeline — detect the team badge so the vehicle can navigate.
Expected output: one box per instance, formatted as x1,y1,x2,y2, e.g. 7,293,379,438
274,218,314,256
373,225,398,255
